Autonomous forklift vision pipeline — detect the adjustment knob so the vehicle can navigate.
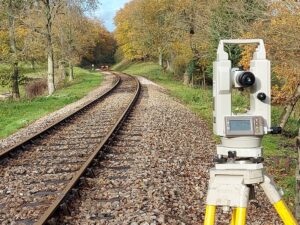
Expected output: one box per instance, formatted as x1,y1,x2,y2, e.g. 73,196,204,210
257,92,267,101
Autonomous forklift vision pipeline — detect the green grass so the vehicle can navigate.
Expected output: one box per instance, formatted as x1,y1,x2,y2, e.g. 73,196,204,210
0,67,103,139
114,60,299,208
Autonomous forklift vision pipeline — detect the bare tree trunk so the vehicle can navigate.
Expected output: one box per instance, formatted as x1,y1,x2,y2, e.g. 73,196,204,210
69,61,74,81
45,2,55,95
183,71,191,86
31,59,35,71
47,46,55,95
8,0,20,99
166,60,172,72
202,67,206,89
158,49,163,67
59,61,66,80
11,62,20,99
280,83,300,129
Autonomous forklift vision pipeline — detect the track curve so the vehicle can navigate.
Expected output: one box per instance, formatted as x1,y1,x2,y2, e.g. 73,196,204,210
0,73,140,225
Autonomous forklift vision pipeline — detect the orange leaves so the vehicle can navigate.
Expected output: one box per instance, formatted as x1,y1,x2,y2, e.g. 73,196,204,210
272,64,300,103
240,45,256,70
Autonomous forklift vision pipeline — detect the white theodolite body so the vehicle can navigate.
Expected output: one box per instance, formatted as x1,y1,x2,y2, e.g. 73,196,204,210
204,39,298,225
213,39,271,137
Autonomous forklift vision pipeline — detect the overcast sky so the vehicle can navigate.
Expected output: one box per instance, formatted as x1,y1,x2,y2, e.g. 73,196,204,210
96,0,131,32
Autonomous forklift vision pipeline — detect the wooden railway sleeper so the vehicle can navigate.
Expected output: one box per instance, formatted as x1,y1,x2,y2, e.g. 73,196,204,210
92,158,99,166
46,217,57,225
59,203,71,216
70,188,80,199
98,151,106,159
78,177,87,187
85,168,95,178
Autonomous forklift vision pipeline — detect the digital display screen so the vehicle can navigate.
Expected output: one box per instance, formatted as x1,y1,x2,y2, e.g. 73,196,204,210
229,120,251,131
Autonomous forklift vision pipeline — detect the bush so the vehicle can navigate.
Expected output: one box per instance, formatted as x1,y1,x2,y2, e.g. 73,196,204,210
25,79,48,99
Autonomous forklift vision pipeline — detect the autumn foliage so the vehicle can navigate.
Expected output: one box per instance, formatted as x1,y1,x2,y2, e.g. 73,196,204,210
114,0,299,126
0,0,116,97
240,1,300,105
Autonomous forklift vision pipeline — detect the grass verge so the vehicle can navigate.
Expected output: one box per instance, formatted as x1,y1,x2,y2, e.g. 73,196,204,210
0,67,103,139
113,61,298,208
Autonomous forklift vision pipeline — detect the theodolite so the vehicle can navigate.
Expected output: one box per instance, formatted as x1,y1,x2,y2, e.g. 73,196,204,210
204,39,298,225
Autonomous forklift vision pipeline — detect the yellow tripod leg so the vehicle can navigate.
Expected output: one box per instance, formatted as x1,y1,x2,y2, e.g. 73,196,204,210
235,208,247,225
204,205,216,225
273,200,298,225
230,208,237,225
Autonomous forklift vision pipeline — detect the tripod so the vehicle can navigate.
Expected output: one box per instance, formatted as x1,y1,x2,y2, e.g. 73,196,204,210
207,38,298,225
204,157,298,225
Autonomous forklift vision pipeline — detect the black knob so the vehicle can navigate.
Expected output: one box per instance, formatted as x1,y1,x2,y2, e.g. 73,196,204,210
228,151,236,159
270,127,282,134
257,92,267,101
238,72,255,87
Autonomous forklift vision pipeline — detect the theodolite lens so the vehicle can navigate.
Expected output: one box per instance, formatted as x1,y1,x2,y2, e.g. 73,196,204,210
237,72,255,87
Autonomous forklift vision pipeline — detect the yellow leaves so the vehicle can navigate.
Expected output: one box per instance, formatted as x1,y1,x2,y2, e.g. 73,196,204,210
0,30,9,54
0,23,32,60
272,64,300,103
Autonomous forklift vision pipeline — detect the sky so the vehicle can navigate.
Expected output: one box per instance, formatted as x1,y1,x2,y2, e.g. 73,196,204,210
96,0,131,32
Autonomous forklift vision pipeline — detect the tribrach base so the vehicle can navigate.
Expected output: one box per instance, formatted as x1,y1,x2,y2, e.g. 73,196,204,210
204,167,297,225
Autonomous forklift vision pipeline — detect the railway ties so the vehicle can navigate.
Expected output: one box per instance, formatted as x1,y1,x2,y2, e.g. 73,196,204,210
0,73,140,225
55,95,146,225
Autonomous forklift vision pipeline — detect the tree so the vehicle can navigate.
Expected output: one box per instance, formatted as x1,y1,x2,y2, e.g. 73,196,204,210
22,0,66,95
240,0,300,129
54,0,98,80
0,0,29,99
114,0,266,86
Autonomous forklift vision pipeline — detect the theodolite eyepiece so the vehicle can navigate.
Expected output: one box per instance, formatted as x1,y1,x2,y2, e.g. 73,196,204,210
231,69,256,88
237,71,255,87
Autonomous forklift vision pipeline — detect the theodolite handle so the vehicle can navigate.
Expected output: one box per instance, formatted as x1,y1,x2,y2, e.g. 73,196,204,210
220,39,264,45
217,39,266,60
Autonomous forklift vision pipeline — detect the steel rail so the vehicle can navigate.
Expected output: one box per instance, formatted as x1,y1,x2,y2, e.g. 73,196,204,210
0,73,121,159
34,73,141,225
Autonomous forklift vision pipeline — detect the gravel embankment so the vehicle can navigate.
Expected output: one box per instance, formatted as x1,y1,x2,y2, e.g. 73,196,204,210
0,72,117,152
58,76,283,224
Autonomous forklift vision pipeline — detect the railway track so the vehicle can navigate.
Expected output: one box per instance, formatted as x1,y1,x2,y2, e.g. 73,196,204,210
54,97,146,225
0,72,140,225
